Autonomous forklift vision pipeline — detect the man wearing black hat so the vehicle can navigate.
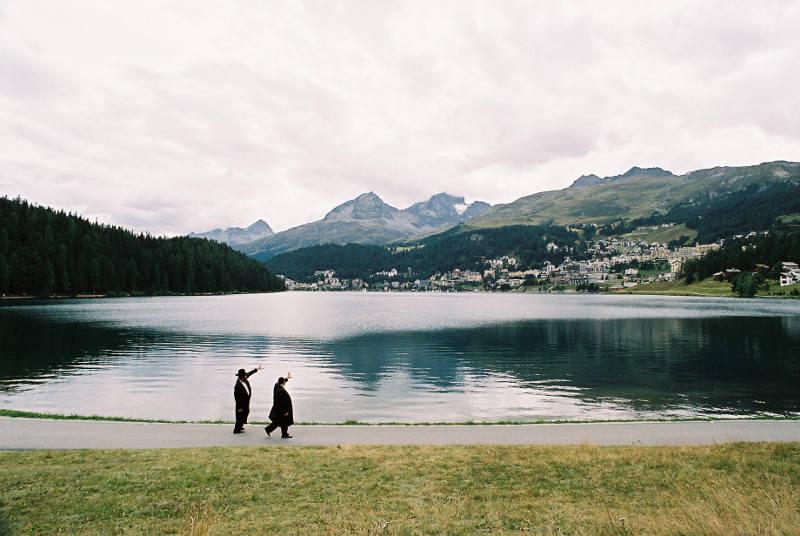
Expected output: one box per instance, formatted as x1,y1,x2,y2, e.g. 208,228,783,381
233,365,262,434
265,373,294,438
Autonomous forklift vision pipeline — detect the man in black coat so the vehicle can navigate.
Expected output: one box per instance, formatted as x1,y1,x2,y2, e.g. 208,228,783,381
233,365,262,434
265,374,294,438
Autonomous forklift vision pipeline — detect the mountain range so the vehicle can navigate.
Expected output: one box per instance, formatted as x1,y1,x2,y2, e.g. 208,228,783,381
191,160,800,261
237,193,491,260
189,219,274,247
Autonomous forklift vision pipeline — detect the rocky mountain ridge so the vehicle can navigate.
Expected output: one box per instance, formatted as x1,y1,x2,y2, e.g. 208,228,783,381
189,219,274,247
237,192,491,260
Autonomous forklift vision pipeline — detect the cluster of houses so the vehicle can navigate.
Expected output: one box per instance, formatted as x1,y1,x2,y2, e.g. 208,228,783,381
283,237,738,292
780,262,800,287
472,239,723,291
284,270,367,291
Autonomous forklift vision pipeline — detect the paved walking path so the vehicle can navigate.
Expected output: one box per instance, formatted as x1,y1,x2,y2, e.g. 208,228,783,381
2,417,800,450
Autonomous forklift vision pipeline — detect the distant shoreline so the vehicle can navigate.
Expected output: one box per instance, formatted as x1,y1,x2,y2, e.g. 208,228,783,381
0,290,276,302
3,288,799,301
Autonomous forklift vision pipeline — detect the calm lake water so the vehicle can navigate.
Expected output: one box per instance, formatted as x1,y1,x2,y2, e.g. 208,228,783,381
2,293,800,422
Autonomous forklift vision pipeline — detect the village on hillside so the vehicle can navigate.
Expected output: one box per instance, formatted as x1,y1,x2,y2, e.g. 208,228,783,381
279,224,800,293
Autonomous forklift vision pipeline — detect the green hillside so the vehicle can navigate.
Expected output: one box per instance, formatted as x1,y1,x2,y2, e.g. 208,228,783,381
468,161,800,235
620,223,698,245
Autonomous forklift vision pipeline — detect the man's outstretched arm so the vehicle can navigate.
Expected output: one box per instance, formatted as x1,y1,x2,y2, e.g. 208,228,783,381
246,365,264,378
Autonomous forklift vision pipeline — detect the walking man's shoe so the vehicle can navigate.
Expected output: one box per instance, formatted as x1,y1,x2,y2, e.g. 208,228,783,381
282,434,293,439
265,426,271,437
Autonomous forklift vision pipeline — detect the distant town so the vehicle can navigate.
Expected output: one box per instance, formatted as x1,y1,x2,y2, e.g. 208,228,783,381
280,224,800,293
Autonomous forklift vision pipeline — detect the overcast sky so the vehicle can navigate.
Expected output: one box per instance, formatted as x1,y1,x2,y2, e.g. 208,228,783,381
1,1,799,235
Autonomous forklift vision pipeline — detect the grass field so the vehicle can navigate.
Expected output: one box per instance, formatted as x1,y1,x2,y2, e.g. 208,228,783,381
769,282,800,296
623,278,800,298
616,278,735,297
1,443,799,535
620,223,698,245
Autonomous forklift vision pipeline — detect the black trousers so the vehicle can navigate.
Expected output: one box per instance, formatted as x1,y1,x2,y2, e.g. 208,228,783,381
234,408,249,432
265,421,290,436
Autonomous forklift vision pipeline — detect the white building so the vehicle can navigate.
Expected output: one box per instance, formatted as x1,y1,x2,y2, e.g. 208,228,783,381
462,270,483,282
780,270,800,287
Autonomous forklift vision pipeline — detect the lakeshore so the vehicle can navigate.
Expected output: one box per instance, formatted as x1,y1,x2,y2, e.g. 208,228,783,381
3,416,800,449
2,276,799,301
613,278,800,298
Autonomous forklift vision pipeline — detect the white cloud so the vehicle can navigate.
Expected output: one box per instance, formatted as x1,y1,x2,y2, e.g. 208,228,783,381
1,0,799,234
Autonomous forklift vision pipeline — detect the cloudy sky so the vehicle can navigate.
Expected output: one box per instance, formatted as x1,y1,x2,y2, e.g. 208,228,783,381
1,1,799,235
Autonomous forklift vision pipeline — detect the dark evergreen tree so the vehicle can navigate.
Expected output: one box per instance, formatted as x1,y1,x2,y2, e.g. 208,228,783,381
0,252,9,294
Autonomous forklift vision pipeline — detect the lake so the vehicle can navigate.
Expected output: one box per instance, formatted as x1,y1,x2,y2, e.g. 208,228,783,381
1,293,800,422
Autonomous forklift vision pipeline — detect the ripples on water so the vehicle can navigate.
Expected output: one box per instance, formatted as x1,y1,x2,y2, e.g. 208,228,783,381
1,293,799,421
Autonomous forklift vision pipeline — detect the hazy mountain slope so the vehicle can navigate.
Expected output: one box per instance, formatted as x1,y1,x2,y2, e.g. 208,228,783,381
241,192,491,260
404,193,491,228
468,161,800,229
189,219,274,246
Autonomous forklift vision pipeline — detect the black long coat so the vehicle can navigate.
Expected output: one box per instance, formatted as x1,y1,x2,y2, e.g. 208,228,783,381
234,369,258,421
268,383,294,426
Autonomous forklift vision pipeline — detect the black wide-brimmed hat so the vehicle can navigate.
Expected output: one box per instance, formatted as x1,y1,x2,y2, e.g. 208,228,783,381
236,368,247,377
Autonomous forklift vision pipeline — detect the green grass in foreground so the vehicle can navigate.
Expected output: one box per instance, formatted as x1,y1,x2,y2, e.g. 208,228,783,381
0,443,798,535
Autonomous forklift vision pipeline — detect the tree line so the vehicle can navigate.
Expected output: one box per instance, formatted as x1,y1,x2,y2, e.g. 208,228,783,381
0,196,285,297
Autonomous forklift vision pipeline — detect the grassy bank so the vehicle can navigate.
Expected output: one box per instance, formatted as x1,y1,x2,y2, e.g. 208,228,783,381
3,408,798,425
1,443,798,534
617,278,735,297
621,278,800,298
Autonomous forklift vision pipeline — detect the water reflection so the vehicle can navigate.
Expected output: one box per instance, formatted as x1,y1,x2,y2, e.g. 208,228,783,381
1,296,799,421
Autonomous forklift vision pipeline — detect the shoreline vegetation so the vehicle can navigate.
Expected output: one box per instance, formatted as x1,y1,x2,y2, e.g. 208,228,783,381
1,443,799,534
2,409,798,425
0,290,274,301
3,279,798,301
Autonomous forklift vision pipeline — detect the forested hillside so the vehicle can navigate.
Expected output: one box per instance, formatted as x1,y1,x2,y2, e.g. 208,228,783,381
266,225,582,281
0,197,285,296
631,181,800,243
682,230,800,282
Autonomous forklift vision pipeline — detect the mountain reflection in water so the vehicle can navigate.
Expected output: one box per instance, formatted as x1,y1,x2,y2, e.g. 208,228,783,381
1,294,799,422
